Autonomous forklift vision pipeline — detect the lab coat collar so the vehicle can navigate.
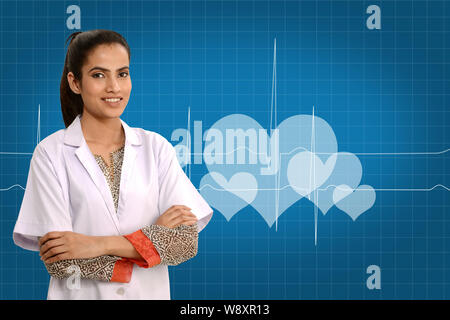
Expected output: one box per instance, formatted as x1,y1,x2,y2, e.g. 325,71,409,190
64,114,141,234
64,114,142,147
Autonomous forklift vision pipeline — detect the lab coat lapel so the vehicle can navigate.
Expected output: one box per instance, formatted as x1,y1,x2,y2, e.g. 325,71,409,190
116,118,139,218
75,142,121,233
64,114,142,234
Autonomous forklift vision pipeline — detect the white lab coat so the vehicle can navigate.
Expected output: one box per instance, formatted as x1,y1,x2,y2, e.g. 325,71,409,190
12,114,213,300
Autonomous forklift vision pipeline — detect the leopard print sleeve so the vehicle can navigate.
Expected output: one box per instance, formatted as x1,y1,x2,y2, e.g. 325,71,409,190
140,223,199,266
44,255,123,282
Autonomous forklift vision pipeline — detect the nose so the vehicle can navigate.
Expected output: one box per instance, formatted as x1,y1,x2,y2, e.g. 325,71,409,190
106,76,121,93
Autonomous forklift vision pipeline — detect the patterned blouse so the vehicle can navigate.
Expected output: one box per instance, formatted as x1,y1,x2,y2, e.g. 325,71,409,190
44,144,198,283
93,145,125,213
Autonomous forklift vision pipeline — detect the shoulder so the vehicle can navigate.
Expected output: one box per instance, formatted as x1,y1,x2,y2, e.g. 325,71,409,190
132,127,179,176
25,129,66,177
133,127,176,157
33,129,65,161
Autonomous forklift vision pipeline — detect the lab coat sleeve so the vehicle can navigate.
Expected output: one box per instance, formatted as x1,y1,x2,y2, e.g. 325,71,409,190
12,144,73,251
157,137,213,233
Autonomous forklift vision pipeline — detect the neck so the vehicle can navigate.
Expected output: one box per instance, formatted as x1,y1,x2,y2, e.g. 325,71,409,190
80,110,125,146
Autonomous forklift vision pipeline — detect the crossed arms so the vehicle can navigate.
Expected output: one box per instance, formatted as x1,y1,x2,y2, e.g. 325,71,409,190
39,205,199,283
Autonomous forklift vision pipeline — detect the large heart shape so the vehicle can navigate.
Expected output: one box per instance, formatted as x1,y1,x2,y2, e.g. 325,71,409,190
333,184,376,221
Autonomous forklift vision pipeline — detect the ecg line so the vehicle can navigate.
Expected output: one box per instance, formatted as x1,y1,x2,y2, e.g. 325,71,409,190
0,184,26,192
2,147,449,157
184,106,192,180
198,183,450,192
3,183,450,193
271,37,280,232
180,147,450,157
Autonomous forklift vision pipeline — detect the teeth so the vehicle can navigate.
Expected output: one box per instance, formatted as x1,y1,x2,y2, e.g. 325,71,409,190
104,98,121,102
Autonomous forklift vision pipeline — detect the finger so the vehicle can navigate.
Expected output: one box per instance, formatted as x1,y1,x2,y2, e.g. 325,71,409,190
186,211,198,219
167,209,196,221
180,211,198,222
44,253,70,264
164,205,192,216
182,219,198,226
39,238,65,257
41,245,68,262
170,216,198,228
38,231,64,247
41,245,67,262
160,208,187,221
164,207,191,220
167,215,185,228
173,218,198,228
170,205,192,211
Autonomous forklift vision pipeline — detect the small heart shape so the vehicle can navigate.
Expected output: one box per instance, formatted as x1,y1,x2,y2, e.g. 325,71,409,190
199,172,257,222
210,171,258,204
333,184,376,221
332,184,354,204
311,152,363,216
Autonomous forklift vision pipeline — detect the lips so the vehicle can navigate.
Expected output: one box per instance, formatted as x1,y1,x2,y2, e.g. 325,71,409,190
102,97,123,101
101,97,123,106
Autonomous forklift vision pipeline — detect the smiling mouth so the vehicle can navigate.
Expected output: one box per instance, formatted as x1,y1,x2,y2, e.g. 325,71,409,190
102,97,123,102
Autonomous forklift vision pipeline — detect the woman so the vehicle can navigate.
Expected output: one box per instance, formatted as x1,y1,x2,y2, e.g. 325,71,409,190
12,29,213,299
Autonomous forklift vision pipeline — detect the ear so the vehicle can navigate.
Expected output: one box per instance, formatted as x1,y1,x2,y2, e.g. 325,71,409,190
67,71,82,95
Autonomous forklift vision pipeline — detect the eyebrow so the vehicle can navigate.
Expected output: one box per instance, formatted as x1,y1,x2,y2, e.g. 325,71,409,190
88,66,129,73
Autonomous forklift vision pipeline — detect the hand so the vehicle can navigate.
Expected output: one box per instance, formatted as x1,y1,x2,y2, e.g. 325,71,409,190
155,205,198,228
38,231,105,264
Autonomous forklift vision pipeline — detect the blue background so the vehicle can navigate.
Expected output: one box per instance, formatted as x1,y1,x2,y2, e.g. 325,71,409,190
0,0,449,299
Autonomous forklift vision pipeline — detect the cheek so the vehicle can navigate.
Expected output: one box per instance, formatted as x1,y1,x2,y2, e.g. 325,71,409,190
123,79,132,93
82,79,104,98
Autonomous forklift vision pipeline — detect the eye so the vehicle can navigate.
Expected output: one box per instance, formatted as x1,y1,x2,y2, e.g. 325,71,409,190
92,73,104,78
119,72,129,78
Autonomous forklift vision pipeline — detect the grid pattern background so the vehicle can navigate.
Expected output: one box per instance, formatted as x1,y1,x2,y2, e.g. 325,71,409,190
0,0,449,299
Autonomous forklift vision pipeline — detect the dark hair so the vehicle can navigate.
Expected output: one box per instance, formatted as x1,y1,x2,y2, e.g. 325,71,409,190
60,29,131,128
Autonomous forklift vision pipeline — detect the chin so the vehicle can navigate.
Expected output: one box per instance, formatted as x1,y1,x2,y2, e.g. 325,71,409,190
96,108,125,120
109,109,125,118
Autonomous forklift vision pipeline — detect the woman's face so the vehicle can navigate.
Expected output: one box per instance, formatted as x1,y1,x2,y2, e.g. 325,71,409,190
67,43,132,119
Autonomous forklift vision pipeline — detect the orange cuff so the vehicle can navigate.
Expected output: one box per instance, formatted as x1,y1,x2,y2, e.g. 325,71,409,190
110,259,133,283
124,229,161,268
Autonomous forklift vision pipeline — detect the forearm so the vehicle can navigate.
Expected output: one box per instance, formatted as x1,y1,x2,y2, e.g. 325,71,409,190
40,235,140,283
41,222,199,283
100,235,144,260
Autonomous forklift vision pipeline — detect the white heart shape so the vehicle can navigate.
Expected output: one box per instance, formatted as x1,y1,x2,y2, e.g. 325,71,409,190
287,151,337,197
209,171,258,204
200,173,251,222
333,184,376,221
332,184,354,204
